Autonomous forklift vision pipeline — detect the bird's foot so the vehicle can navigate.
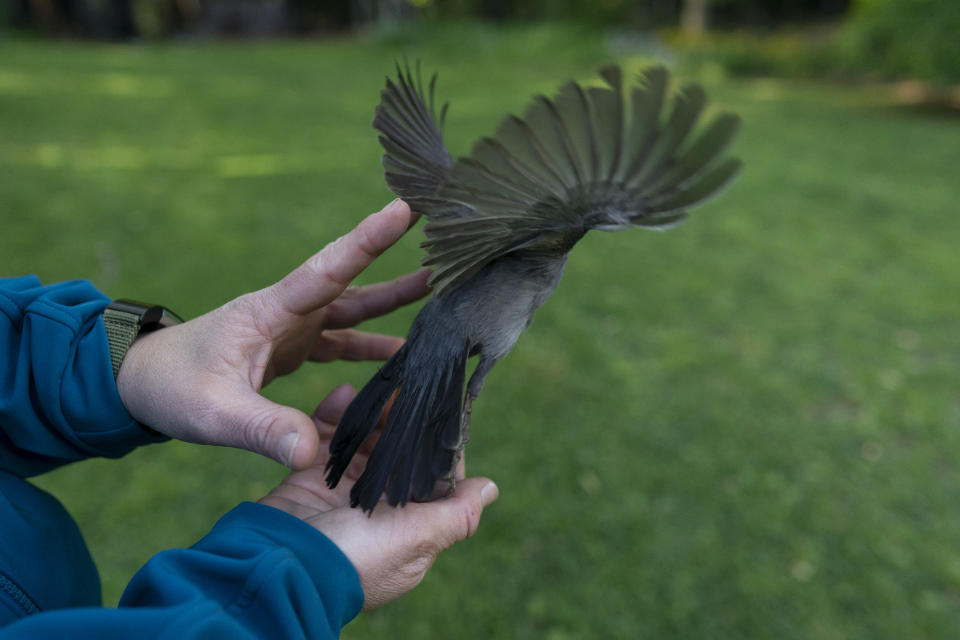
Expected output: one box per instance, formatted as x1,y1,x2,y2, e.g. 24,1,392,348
444,466,458,497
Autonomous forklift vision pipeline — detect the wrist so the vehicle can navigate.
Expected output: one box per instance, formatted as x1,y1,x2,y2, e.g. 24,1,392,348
114,330,164,434
104,299,183,433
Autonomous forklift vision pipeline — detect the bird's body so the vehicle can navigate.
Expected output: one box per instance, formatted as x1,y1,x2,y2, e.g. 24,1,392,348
448,252,569,360
325,62,742,512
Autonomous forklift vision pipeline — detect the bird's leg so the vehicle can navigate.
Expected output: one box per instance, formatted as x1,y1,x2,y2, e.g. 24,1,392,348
444,394,473,496
444,356,498,496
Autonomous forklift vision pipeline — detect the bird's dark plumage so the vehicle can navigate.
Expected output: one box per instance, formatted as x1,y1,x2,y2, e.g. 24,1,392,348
326,61,742,512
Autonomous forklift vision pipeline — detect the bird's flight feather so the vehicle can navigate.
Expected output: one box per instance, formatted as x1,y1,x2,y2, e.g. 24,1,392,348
373,62,742,297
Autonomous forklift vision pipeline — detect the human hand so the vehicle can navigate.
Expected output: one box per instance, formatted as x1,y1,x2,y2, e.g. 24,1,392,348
259,384,499,609
116,199,429,468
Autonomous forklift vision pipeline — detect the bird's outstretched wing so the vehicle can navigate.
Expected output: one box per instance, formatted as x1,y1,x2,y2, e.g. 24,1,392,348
372,61,454,214
374,64,742,295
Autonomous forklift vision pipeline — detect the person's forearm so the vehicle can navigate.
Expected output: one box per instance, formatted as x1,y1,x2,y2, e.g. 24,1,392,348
0,502,363,639
0,276,164,477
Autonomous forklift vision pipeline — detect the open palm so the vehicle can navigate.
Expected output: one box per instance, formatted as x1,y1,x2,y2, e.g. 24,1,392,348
260,384,497,610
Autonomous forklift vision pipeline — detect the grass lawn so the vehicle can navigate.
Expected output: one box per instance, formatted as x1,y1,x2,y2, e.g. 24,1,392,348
2,22,959,638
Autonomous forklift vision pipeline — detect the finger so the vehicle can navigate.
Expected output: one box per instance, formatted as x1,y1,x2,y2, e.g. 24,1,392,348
323,269,431,330
313,383,357,427
309,329,405,362
412,477,499,550
271,199,413,316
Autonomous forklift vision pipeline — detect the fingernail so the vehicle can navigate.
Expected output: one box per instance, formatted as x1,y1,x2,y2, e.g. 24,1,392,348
481,481,499,507
279,432,300,468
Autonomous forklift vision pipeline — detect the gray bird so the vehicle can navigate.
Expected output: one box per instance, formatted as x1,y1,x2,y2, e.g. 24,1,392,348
325,62,742,512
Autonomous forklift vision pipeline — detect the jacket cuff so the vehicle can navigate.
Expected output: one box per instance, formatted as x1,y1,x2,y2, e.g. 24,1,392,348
200,502,365,626
33,285,168,456
0,277,167,476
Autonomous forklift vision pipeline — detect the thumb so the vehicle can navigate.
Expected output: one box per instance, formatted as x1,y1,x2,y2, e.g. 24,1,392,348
418,477,499,550
222,391,321,469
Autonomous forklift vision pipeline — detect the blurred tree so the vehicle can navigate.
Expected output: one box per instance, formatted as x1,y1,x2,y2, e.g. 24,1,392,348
1,0,136,37
193,0,292,37
681,0,708,36
290,0,350,30
91,0,137,38
130,0,198,38
1,0,858,36
710,0,849,28
24,0,87,35
409,0,851,29
1,0,31,29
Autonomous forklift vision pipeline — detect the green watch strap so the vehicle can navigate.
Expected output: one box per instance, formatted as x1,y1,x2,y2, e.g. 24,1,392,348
103,307,141,378
103,300,183,379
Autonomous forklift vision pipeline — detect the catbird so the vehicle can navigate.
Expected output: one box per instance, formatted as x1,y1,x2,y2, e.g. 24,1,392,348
325,62,742,512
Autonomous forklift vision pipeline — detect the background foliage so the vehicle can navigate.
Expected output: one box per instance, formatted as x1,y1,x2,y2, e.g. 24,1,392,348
0,0,853,36
678,0,960,86
1,20,959,639
843,0,960,84
4,0,958,86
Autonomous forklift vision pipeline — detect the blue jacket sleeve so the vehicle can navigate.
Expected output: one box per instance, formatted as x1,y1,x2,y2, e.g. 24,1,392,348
0,502,365,639
0,276,166,477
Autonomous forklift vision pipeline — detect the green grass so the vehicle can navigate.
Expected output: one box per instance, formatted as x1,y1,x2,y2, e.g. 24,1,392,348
2,23,960,638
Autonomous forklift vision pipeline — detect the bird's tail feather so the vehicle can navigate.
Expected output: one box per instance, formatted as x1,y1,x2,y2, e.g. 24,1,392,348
350,344,467,512
325,343,409,489
326,304,469,513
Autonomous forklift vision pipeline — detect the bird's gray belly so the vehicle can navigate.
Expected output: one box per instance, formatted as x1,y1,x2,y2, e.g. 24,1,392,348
450,255,567,360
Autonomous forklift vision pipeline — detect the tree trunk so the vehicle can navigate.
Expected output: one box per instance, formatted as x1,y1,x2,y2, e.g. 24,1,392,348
680,0,708,38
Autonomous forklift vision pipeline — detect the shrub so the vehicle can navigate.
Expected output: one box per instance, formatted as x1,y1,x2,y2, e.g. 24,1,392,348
843,0,960,85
